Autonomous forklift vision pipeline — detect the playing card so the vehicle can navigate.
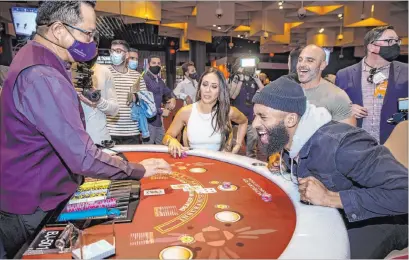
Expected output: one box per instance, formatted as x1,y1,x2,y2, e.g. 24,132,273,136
203,188,217,193
171,184,190,189
182,186,195,192
195,188,217,194
143,189,165,196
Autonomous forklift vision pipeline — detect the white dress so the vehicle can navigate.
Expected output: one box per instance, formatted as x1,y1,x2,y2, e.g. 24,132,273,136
187,103,222,151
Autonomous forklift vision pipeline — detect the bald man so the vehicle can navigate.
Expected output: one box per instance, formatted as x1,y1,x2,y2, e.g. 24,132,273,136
297,45,356,126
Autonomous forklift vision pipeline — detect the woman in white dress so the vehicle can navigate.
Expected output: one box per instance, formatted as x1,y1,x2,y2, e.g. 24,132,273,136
163,68,248,158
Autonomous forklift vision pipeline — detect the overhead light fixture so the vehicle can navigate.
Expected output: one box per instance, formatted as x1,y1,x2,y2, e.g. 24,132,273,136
217,26,221,30
263,31,269,38
319,28,324,33
338,13,343,18
337,33,344,40
213,24,216,27
279,5,283,9
278,1,283,6
237,34,241,37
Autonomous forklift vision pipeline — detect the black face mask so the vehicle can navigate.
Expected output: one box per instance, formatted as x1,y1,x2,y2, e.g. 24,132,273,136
376,44,401,62
149,66,161,75
189,72,198,80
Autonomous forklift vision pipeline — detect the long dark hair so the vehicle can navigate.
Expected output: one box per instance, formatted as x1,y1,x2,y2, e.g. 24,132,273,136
195,68,232,151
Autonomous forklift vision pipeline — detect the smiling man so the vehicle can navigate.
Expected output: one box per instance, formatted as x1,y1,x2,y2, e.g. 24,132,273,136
252,76,408,259
297,44,356,126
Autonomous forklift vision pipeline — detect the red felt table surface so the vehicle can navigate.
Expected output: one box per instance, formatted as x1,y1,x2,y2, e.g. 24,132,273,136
24,152,296,259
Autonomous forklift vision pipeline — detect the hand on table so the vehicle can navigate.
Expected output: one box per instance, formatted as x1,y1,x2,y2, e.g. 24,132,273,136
139,158,172,177
168,138,189,158
351,104,368,119
298,176,331,206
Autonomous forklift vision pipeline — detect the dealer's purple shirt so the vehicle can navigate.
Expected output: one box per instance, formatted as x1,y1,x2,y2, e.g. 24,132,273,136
0,41,145,214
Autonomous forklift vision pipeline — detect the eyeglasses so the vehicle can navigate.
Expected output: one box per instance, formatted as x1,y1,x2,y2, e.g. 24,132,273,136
41,21,98,42
63,23,99,42
372,38,402,46
110,49,127,55
367,68,377,83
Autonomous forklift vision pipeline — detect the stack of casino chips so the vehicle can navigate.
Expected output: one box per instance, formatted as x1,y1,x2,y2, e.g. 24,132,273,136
57,180,121,221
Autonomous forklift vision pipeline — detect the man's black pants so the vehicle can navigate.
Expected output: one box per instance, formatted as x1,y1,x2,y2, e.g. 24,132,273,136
0,208,47,258
347,214,408,259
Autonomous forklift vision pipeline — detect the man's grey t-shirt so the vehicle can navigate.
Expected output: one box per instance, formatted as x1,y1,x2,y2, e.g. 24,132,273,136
304,79,352,121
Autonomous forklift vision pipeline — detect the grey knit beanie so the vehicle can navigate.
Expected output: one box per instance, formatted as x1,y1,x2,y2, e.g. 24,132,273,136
252,75,307,116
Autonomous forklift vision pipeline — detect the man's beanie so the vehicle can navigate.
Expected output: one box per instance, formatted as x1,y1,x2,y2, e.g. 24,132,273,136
252,75,307,116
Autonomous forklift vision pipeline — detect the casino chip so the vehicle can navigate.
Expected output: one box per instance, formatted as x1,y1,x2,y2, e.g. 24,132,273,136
215,204,229,209
179,235,195,244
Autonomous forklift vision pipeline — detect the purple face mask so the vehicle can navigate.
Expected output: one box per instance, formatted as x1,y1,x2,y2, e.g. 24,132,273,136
67,40,97,63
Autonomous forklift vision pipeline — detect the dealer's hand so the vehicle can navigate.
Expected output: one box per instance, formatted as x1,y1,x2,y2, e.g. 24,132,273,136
139,158,172,177
351,104,368,119
168,138,189,158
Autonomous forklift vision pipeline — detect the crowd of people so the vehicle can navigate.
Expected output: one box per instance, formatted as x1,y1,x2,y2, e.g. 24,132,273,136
0,1,407,259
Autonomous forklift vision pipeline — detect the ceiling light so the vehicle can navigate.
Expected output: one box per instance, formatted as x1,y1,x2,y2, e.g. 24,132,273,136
217,26,221,30
237,34,241,37
278,1,283,6
213,24,216,27
263,31,269,38
319,28,324,33
338,13,343,18
279,6,283,9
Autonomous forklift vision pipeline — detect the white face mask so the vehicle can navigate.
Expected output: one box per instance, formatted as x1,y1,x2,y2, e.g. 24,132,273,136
244,75,250,81
110,53,125,65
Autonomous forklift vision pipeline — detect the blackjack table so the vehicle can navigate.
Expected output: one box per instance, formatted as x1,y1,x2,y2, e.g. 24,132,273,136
22,145,350,259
